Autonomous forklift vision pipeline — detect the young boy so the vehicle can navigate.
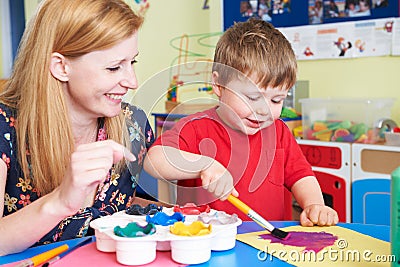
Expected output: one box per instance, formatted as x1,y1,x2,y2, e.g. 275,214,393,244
144,18,338,226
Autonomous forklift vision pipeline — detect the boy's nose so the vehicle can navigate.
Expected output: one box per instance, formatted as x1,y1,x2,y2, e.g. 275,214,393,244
255,103,270,116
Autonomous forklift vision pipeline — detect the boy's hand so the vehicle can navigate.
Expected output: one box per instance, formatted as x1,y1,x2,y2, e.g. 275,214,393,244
299,204,339,227
200,160,238,201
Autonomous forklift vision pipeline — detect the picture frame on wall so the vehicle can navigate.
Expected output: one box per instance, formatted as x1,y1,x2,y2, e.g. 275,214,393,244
239,0,273,21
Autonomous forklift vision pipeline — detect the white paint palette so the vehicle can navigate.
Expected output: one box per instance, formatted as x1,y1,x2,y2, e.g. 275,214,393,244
89,208,242,265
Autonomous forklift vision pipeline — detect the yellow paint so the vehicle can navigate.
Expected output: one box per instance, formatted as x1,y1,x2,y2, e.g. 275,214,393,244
170,221,211,236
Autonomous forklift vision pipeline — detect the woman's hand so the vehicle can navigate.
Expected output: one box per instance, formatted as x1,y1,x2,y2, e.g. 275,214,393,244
58,140,135,213
299,204,339,226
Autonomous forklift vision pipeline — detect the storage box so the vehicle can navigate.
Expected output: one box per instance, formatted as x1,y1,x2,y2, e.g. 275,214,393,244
385,132,400,146
299,98,394,143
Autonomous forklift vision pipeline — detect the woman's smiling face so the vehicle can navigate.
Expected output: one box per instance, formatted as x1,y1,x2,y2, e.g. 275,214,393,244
63,32,139,120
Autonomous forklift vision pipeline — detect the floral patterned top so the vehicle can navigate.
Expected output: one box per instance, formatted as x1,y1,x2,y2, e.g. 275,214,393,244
0,102,154,245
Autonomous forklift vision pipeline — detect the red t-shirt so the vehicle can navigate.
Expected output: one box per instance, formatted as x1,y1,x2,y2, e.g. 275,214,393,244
151,107,314,221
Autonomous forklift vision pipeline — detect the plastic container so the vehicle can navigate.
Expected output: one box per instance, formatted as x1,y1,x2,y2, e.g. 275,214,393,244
198,211,242,251
385,132,400,146
104,221,215,265
169,221,213,264
110,231,158,265
209,222,241,251
89,216,133,252
170,235,212,264
92,208,242,265
300,98,394,143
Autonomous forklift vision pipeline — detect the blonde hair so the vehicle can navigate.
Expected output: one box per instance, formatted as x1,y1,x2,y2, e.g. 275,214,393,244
0,0,143,195
212,18,297,90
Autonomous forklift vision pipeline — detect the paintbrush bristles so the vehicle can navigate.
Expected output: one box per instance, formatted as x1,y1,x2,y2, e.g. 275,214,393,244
271,228,291,240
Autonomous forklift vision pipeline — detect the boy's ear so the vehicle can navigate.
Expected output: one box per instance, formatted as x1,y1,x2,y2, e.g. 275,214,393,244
211,71,222,97
49,52,69,82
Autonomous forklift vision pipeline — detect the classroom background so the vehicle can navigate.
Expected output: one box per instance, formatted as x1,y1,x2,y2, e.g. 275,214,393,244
0,3,398,265
0,0,399,125
1,0,400,229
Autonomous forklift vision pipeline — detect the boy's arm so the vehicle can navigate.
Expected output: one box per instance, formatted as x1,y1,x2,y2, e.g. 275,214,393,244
144,145,238,200
291,176,339,226
291,176,324,208
144,145,212,179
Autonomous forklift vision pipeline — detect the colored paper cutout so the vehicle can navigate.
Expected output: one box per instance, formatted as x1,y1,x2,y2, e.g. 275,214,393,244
237,225,391,266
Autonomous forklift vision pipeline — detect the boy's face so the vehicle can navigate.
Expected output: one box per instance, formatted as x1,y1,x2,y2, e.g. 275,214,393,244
214,73,288,135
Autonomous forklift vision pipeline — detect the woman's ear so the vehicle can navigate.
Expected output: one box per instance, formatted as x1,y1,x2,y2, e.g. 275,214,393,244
49,52,69,82
212,71,222,97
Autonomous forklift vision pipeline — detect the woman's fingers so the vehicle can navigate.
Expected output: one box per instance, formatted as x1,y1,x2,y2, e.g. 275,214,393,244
77,140,136,163
69,140,136,187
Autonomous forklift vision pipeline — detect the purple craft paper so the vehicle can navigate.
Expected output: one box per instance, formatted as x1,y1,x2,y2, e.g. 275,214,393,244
259,231,338,253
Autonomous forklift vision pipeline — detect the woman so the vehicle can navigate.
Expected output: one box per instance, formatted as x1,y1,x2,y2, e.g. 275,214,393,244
0,0,154,255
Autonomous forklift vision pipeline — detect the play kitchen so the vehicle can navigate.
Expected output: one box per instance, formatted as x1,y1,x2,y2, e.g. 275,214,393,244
296,97,400,225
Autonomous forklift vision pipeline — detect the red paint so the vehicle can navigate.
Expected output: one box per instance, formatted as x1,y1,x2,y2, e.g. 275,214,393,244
173,203,211,215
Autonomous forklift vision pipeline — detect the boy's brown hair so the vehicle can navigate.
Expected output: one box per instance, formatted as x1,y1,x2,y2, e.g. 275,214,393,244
212,18,297,90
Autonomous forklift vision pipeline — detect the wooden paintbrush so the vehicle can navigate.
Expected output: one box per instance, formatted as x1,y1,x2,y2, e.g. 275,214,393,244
227,194,290,240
